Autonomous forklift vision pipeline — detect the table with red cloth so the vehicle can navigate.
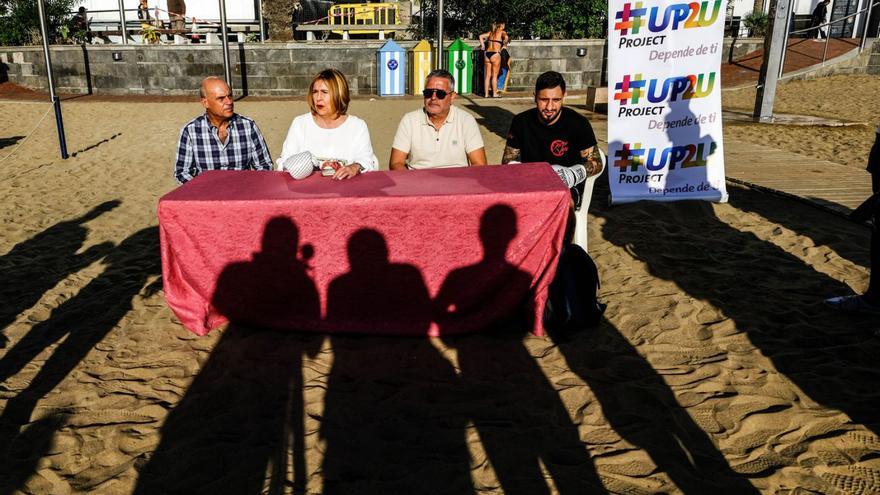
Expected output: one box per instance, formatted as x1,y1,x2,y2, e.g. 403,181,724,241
158,165,570,337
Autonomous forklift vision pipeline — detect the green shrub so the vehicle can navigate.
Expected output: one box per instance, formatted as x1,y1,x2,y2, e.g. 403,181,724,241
0,0,78,46
742,10,770,37
411,0,607,40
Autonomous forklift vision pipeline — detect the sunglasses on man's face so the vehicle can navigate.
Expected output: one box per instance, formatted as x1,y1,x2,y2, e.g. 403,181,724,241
422,88,450,100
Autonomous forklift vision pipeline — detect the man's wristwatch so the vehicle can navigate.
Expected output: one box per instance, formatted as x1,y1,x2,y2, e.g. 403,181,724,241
353,163,364,174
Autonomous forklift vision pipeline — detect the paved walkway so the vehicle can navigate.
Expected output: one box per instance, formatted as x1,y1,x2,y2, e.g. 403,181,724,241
723,138,872,215
721,37,860,88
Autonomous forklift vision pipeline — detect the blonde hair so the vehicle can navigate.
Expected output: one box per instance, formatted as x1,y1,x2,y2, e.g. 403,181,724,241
308,68,350,116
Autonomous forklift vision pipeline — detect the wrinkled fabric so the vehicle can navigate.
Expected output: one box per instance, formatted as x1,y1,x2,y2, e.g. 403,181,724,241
158,165,569,336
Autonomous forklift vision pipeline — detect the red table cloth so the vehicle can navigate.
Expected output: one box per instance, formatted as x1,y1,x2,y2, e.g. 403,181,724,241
158,165,569,337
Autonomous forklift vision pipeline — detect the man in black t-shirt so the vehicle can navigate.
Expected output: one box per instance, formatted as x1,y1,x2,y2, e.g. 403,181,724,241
502,71,603,209
503,72,607,331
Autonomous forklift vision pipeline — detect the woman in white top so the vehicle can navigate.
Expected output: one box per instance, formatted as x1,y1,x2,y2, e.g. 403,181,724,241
277,68,378,180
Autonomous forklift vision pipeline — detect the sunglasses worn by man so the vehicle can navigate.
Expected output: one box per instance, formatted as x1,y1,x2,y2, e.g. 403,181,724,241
422,88,450,100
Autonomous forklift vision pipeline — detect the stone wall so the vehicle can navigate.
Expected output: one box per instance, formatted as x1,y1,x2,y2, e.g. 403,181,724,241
0,37,854,97
868,38,880,75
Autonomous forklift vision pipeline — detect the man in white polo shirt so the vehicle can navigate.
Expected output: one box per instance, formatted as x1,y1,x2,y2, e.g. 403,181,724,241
389,69,488,170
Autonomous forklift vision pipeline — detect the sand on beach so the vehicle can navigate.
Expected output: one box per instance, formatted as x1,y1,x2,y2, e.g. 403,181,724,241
0,76,879,494
722,74,880,170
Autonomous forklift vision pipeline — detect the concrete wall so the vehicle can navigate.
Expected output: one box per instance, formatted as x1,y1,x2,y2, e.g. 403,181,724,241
868,38,880,75
0,37,863,97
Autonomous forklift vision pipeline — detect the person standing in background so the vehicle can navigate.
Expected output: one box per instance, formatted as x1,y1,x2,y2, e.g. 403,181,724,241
167,0,187,31
478,21,509,98
825,125,880,314
810,0,831,40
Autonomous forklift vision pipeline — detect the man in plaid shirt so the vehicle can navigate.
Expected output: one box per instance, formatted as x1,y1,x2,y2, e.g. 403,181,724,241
174,76,273,184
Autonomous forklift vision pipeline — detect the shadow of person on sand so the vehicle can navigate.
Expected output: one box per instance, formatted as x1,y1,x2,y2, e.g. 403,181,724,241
320,228,473,494
437,204,604,494
547,301,760,493
0,200,119,348
135,217,322,495
326,229,434,334
0,226,160,495
564,131,764,491
594,151,880,443
726,182,872,279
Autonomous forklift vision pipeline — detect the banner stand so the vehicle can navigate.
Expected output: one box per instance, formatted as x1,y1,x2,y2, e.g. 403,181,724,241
607,0,728,204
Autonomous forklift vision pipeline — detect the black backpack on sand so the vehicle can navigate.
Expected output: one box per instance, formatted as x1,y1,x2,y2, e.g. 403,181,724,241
543,243,606,333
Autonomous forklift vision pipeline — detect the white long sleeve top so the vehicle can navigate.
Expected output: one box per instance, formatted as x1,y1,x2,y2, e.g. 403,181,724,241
276,113,379,172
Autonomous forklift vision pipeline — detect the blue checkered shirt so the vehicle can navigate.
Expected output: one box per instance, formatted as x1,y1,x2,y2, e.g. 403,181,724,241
174,113,273,184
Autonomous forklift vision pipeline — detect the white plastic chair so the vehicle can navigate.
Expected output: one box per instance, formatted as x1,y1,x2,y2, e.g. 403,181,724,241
573,147,606,252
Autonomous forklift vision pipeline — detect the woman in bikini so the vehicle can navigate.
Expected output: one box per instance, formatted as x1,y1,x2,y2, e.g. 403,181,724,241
479,21,508,98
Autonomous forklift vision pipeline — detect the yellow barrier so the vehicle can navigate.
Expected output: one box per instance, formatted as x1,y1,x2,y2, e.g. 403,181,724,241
329,2,399,35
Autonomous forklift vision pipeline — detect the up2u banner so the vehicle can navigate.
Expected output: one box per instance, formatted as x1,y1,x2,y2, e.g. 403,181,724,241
607,0,728,204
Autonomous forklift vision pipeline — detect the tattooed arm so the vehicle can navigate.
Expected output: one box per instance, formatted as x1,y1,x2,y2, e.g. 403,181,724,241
501,144,521,164
580,146,605,177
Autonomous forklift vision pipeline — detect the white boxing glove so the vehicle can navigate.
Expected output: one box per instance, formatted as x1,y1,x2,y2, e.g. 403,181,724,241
551,164,588,188
280,151,317,180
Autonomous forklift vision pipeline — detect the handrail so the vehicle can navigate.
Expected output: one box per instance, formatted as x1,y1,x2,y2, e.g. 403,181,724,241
788,0,878,36
778,0,878,76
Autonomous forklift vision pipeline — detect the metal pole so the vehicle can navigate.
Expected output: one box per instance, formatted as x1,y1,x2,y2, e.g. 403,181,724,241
257,0,266,42
861,0,875,50
821,24,831,64
754,0,791,122
36,0,68,159
117,0,128,44
435,0,443,69
219,0,232,88
778,0,795,77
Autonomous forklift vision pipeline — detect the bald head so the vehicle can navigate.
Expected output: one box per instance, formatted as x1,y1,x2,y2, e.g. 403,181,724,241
199,76,228,98
200,77,234,123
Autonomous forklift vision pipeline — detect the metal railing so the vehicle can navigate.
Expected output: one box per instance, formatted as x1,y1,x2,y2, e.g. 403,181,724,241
68,6,265,44
327,2,399,34
780,0,879,75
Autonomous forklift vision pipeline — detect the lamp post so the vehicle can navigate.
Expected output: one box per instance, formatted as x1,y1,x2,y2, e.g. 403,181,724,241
117,0,128,44
435,0,444,69
257,0,266,41
219,0,232,89
753,0,790,122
